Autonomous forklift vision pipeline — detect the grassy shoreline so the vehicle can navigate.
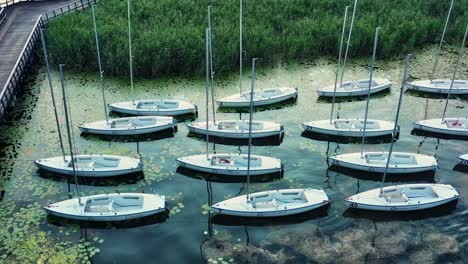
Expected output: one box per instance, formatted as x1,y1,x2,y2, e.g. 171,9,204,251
45,0,467,78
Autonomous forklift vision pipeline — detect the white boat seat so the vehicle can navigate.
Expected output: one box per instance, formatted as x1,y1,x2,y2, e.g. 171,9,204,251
252,198,278,209
334,120,353,129
383,190,408,202
218,122,237,130
235,157,261,167
391,154,416,165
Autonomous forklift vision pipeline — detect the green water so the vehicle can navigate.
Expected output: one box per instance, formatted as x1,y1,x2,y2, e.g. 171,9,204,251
0,46,467,263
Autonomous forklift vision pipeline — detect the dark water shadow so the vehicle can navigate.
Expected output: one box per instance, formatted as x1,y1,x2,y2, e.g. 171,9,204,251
301,130,396,144
342,200,458,222
328,165,436,183
404,89,468,100
176,166,283,183
453,164,468,173
45,210,169,229
109,111,198,123
80,127,176,142
210,204,329,227
316,89,391,103
187,132,283,146
36,169,145,186
411,129,468,141
217,97,298,113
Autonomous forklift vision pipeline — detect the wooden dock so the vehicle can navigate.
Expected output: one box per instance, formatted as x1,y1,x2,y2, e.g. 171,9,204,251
0,0,94,122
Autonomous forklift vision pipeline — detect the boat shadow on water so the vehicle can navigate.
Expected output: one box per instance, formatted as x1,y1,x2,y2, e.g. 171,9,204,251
36,170,145,186
453,163,468,173
187,132,284,146
80,128,176,142
404,89,468,100
328,165,436,183
45,210,169,229
316,89,391,103
108,111,198,123
342,200,458,222
411,128,468,141
210,204,330,227
301,131,396,144
176,167,283,183
217,97,298,113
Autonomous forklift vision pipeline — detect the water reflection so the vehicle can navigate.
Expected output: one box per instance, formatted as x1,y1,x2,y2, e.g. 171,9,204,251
36,170,145,186
342,200,458,222
211,205,329,227
46,210,169,229
301,130,394,144
80,128,176,142
328,164,436,182
187,132,284,146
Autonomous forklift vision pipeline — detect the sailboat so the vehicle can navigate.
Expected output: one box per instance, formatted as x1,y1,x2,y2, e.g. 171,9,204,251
211,58,329,217
304,12,396,138
344,55,459,211
216,0,297,108
107,0,196,117
317,0,391,97
79,5,176,136
35,22,143,177
188,6,284,140
177,34,282,176
413,23,468,137
44,64,166,221
330,51,437,174
407,0,468,95
457,154,468,165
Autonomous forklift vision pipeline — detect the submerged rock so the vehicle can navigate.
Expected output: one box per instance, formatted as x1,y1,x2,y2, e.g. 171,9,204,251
203,238,292,264
409,249,435,264
423,233,459,255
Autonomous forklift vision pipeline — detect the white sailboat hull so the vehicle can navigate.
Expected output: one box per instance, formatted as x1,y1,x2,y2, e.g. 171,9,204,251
329,152,437,173
211,189,329,217
217,87,298,107
344,184,459,211
457,154,468,165
406,79,468,95
108,99,197,116
78,116,176,135
34,155,142,177
413,118,468,136
302,118,396,137
44,193,166,221
317,78,391,97
187,120,284,139
176,154,282,176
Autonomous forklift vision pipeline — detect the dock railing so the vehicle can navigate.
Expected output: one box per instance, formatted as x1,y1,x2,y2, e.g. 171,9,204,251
0,0,96,121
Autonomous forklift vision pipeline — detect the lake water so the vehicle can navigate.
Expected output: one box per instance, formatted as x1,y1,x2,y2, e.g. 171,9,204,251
0,46,467,263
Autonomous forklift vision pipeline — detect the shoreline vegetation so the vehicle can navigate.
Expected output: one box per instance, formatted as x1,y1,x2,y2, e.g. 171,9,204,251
45,0,467,78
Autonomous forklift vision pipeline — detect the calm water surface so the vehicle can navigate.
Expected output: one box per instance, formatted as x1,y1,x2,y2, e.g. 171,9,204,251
0,47,467,263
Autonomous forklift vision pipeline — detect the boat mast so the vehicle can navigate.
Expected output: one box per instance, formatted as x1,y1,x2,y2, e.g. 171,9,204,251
330,5,350,123
92,5,108,123
59,64,82,205
430,0,454,81
339,0,358,87
127,0,135,104
39,29,66,162
239,0,243,96
246,58,257,201
205,28,210,160
441,23,468,122
380,54,411,194
360,27,380,158
208,6,216,123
